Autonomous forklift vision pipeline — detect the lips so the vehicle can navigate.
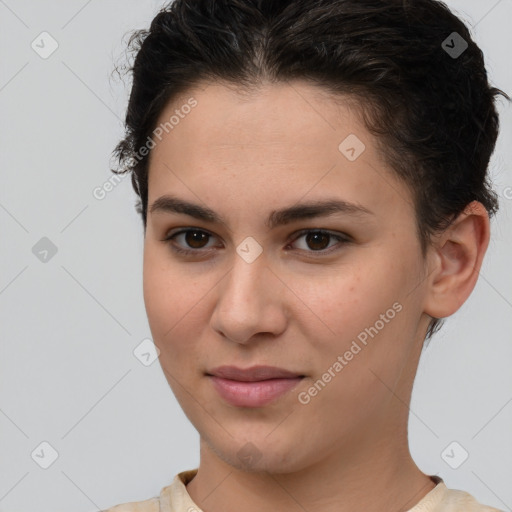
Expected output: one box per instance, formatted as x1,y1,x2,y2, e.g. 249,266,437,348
206,365,305,382
206,365,306,407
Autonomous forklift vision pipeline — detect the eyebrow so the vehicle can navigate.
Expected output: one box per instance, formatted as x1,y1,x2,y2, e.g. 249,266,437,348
149,194,374,230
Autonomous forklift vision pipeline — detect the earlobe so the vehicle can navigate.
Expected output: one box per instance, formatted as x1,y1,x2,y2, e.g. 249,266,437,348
423,201,490,319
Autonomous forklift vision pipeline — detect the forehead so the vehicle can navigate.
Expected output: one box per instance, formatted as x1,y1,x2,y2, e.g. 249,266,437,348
152,80,367,153
147,80,415,224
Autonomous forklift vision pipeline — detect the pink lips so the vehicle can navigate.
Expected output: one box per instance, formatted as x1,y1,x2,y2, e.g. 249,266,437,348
207,365,305,407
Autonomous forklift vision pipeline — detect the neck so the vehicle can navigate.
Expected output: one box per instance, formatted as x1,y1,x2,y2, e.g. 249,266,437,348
186,423,435,512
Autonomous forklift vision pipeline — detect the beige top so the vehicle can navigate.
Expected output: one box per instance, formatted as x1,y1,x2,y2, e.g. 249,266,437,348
102,469,503,512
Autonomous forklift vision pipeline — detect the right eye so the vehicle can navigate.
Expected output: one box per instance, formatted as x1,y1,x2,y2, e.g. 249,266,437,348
162,228,218,255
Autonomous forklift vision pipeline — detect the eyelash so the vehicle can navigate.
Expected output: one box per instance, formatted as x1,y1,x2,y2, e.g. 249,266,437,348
161,228,351,258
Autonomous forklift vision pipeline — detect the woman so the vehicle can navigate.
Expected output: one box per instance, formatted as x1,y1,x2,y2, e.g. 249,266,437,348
105,0,509,510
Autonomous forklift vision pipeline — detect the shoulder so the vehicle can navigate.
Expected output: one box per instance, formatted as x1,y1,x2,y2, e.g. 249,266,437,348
100,496,160,512
431,484,503,512
442,488,503,512
99,468,198,512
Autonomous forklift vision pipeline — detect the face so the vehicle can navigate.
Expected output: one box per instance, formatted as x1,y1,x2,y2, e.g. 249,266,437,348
143,81,433,473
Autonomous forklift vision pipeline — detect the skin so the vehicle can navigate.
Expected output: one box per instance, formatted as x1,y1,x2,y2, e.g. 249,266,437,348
142,80,490,512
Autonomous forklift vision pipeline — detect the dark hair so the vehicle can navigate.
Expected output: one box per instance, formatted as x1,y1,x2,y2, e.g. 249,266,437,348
111,0,509,340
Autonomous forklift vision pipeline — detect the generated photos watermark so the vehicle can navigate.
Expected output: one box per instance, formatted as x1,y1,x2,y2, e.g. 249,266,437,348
298,301,403,405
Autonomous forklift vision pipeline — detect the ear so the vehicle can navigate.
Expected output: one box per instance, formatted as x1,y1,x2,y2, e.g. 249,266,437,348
423,201,490,319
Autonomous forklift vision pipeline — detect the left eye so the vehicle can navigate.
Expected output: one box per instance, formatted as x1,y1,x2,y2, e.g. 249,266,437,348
288,229,350,254
162,228,351,256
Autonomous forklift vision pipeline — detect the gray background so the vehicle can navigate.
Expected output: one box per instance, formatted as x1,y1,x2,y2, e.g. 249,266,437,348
0,1,511,511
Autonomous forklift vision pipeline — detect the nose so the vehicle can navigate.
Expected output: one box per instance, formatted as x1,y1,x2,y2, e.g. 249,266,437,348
210,248,288,345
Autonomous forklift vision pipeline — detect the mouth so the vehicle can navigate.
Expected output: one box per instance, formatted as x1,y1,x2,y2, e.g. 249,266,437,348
206,366,306,407
206,365,306,381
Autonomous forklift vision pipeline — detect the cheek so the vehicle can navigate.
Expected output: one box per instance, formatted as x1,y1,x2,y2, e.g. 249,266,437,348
143,245,193,350
142,242,217,373
295,249,420,382
143,251,170,335
296,257,406,339
295,276,415,431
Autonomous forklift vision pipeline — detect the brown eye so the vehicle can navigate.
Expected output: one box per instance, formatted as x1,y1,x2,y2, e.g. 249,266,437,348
304,231,331,251
289,229,350,256
163,228,216,255
163,228,350,258
183,230,210,249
